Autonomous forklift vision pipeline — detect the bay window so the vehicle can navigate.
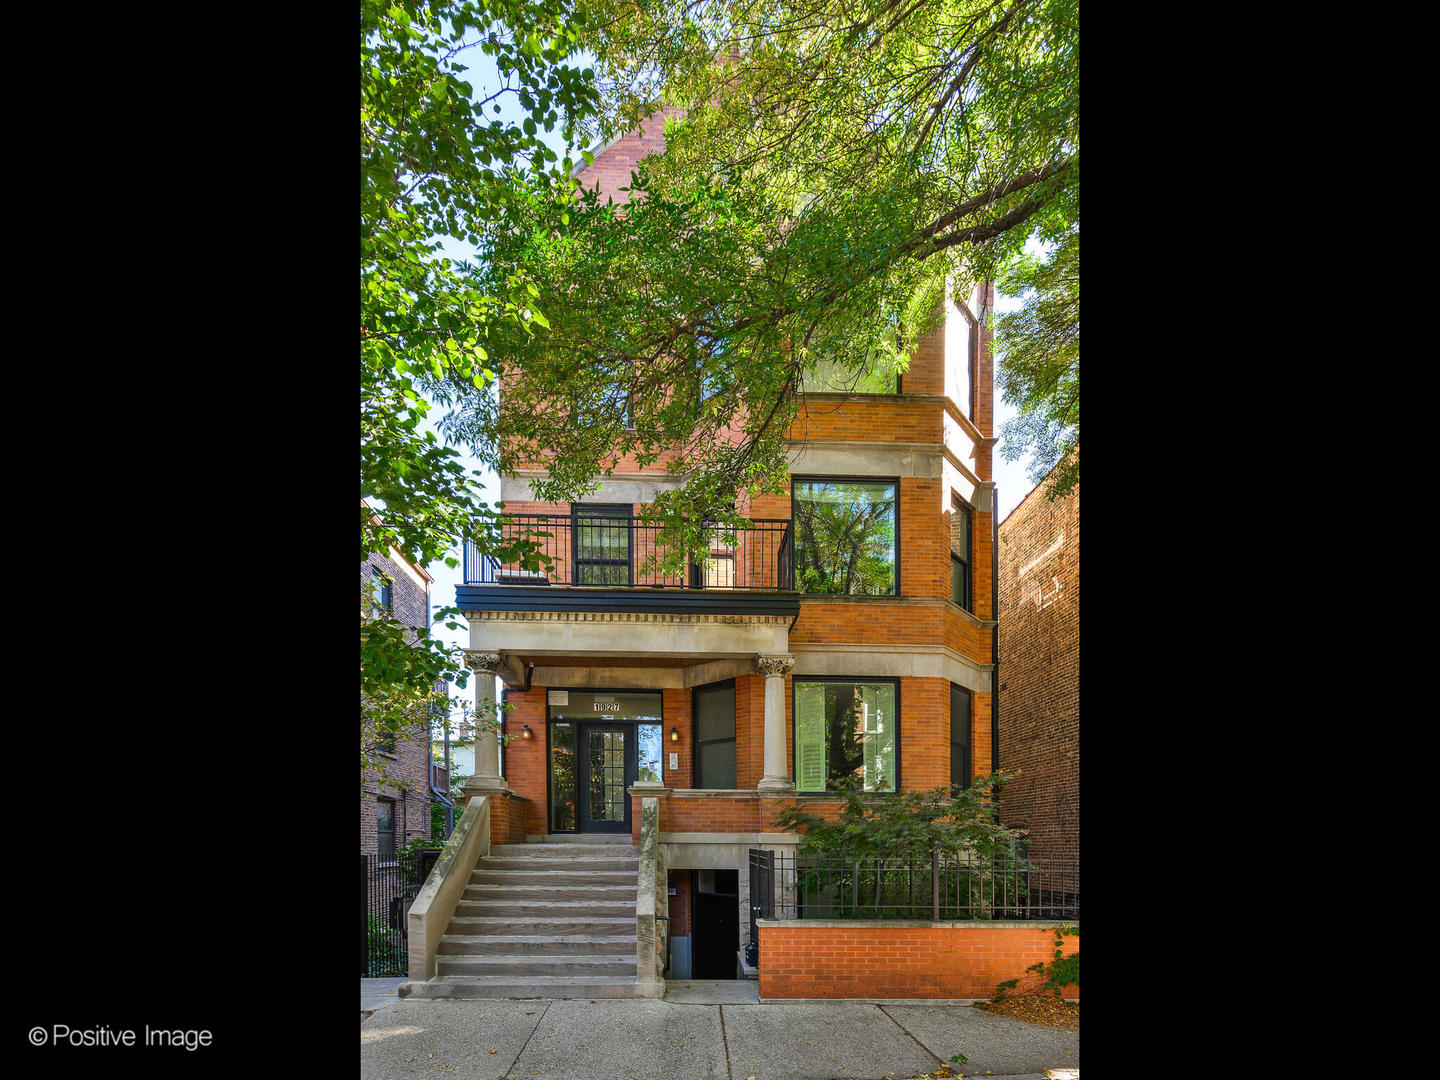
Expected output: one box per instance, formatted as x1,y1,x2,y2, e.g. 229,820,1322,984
792,478,898,595
793,678,899,792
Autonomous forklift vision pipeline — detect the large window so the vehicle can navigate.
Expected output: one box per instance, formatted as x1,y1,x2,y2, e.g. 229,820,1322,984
947,302,977,419
950,497,972,612
792,478,898,595
950,684,971,791
793,679,898,792
693,681,737,788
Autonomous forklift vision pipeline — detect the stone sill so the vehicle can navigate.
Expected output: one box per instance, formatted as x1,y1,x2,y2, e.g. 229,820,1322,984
628,787,848,800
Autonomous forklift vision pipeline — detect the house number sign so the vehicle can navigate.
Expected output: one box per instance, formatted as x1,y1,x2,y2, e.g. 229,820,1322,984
593,702,620,712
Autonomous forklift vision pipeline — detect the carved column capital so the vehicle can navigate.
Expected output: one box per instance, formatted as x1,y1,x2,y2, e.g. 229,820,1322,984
757,654,795,678
462,650,504,675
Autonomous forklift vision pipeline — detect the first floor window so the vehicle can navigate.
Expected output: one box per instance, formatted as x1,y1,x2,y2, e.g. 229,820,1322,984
376,799,396,862
694,681,737,788
793,679,898,792
950,684,971,790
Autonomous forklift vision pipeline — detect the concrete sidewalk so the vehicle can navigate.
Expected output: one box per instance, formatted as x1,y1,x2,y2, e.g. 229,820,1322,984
361,980,1078,1080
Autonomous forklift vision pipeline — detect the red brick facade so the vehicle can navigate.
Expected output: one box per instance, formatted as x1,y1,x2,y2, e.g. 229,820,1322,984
997,474,1079,870
757,922,1078,1000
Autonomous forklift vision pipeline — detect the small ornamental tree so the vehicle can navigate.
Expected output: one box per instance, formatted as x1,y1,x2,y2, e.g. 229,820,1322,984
773,776,1024,859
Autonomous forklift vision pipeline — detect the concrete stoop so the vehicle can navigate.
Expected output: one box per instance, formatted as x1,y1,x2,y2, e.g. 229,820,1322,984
402,842,662,1000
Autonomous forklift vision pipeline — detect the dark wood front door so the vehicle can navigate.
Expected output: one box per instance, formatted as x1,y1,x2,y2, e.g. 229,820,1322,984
577,725,632,833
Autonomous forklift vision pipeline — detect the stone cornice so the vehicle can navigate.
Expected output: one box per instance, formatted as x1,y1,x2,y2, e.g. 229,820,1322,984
464,609,793,626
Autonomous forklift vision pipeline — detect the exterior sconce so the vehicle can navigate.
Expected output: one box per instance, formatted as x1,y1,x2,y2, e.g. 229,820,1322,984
670,726,680,743
522,724,533,740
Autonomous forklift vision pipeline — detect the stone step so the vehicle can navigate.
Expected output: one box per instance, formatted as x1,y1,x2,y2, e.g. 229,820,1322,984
516,835,637,846
462,884,637,902
402,976,655,1000
482,856,640,872
470,870,637,886
452,900,637,919
489,852,636,858
436,954,637,977
438,934,638,956
446,916,636,937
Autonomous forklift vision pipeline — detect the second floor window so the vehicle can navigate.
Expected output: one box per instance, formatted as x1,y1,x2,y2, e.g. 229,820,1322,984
792,478,898,595
574,505,632,586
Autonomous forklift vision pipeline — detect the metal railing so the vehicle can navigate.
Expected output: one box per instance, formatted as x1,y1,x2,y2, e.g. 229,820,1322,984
361,849,441,976
752,848,1079,930
464,514,794,591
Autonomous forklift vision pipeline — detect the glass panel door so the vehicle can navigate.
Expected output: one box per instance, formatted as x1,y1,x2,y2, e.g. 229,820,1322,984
578,726,630,832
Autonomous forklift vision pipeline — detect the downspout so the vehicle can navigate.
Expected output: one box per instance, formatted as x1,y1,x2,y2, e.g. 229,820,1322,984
992,486,999,775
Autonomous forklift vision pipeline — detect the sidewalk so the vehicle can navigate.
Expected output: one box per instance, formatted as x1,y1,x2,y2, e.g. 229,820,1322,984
361,980,1078,1080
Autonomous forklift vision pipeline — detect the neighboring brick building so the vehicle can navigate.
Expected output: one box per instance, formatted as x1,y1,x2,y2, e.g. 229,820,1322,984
361,530,448,860
996,468,1078,886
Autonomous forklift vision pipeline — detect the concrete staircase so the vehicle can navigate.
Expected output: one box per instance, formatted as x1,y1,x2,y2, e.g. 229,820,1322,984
404,841,645,999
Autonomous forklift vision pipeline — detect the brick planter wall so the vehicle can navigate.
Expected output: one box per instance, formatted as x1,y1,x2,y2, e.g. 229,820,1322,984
756,920,1077,1000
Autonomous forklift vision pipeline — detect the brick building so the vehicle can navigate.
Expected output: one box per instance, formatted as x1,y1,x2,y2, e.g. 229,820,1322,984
996,468,1078,889
361,531,449,860
396,112,1064,1003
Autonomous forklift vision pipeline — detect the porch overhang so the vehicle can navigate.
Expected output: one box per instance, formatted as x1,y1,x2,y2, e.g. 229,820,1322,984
461,604,794,688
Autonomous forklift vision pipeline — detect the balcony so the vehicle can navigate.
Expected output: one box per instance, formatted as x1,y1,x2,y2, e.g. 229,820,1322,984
458,513,798,618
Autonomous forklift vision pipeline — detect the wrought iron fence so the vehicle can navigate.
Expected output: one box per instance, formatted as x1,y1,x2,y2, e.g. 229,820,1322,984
749,847,1078,953
361,849,441,977
464,514,794,591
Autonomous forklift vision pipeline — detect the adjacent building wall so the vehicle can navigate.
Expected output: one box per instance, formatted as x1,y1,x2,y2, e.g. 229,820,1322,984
362,549,444,856
996,474,1079,871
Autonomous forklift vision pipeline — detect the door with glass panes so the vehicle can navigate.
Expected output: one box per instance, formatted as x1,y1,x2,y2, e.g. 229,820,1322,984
547,691,664,834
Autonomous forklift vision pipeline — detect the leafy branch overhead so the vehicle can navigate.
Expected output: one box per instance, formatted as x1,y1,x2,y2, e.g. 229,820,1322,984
440,0,1080,548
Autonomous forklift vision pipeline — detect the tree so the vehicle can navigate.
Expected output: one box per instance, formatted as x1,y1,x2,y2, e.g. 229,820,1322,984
361,0,603,768
995,226,1078,498
435,0,1078,551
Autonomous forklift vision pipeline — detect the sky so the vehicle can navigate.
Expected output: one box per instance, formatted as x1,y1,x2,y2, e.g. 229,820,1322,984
397,46,1044,745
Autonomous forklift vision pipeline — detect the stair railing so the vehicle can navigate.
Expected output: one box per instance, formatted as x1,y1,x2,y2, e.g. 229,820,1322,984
404,796,492,984
635,797,666,996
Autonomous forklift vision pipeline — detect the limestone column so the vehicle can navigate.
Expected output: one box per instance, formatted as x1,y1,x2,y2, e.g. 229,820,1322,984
755,654,795,791
461,650,510,796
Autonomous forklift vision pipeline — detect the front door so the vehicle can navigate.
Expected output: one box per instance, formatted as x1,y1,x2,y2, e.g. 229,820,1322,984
577,725,631,833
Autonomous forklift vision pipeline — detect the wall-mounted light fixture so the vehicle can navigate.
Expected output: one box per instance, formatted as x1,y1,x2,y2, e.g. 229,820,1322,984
670,726,680,743
522,724,533,740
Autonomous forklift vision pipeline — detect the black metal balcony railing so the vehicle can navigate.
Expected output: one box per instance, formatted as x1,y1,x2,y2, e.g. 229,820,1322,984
464,514,795,591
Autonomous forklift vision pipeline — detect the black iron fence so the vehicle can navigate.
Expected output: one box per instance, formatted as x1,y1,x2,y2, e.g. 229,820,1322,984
361,849,442,977
464,514,794,591
748,848,1078,964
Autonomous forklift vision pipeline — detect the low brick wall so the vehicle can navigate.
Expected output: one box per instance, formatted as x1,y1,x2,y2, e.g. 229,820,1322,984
756,920,1078,1000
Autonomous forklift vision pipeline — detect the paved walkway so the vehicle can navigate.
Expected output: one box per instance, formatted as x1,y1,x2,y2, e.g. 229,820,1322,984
361,980,1078,1080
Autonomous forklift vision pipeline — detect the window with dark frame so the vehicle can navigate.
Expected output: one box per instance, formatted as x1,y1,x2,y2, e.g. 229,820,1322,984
950,684,971,791
693,681,737,789
793,678,899,793
950,497,972,612
792,478,899,595
573,504,633,586
370,568,393,616
376,799,396,862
